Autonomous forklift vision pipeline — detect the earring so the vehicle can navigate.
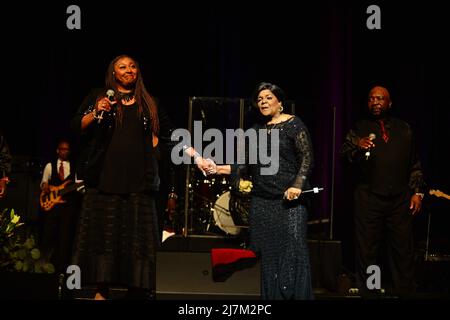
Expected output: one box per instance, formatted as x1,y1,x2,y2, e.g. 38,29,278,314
112,72,115,75
279,105,284,113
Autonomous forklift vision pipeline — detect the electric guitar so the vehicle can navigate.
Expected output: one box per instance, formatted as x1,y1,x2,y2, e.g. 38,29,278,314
40,180,85,211
429,189,450,201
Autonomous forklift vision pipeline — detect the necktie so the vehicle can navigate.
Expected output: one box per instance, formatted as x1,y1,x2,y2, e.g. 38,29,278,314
379,120,389,143
59,161,65,180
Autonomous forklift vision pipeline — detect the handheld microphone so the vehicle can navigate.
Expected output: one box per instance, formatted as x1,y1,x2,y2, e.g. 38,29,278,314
302,187,324,194
97,89,115,124
365,133,376,160
283,187,324,200
106,89,115,101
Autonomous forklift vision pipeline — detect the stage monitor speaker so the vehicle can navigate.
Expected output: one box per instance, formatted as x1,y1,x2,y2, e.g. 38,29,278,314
156,251,260,299
0,155,42,223
1,172,41,223
416,260,450,294
0,272,59,299
308,240,342,293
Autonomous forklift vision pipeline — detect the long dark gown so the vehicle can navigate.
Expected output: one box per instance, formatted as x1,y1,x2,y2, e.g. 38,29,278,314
72,104,160,293
231,116,314,300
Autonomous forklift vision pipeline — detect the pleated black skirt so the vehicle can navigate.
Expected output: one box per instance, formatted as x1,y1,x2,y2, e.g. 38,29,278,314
72,189,159,290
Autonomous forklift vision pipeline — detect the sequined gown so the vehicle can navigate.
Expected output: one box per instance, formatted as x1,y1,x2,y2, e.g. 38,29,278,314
231,116,314,300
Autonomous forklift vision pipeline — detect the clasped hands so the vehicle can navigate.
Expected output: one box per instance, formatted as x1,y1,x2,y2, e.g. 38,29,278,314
195,157,217,176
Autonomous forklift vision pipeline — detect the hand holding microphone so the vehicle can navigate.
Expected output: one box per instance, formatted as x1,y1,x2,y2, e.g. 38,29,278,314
359,133,376,160
96,89,116,124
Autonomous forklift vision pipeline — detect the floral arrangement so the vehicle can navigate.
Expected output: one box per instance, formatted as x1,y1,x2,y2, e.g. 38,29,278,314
238,179,253,193
0,208,54,273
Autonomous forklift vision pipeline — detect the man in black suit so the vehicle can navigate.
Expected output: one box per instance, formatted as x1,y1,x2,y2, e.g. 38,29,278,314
341,86,425,297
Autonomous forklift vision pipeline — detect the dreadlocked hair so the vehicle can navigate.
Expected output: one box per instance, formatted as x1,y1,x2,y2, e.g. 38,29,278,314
104,55,159,135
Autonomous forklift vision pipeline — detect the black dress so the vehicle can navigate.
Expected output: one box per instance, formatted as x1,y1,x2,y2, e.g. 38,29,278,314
71,95,174,293
231,116,314,300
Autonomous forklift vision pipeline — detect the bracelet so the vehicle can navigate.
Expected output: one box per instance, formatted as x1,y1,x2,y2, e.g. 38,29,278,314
193,154,202,164
92,109,102,120
182,146,201,163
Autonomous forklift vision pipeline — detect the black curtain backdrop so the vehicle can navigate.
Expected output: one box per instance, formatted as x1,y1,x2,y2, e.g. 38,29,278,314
1,1,449,270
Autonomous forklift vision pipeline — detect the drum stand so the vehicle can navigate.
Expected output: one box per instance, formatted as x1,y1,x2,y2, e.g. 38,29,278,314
205,206,215,232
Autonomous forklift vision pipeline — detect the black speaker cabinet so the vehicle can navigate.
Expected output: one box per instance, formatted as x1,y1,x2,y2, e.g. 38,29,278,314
0,155,42,223
308,240,343,293
156,251,260,299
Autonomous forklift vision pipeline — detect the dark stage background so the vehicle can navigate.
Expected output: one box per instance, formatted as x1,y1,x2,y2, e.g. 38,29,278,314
1,1,449,270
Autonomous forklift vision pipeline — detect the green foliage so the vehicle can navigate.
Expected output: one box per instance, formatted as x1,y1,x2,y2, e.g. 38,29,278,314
0,208,54,273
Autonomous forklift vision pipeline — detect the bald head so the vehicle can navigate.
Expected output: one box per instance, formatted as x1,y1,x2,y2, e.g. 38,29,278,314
368,86,392,118
369,86,391,100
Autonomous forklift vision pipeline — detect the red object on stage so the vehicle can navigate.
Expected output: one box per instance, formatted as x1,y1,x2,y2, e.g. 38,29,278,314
211,248,257,282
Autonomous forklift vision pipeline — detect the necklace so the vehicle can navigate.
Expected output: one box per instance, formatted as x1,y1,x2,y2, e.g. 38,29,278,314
266,122,279,134
117,91,135,102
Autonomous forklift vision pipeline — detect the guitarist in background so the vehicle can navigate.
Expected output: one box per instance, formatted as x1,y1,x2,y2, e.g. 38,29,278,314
40,139,81,273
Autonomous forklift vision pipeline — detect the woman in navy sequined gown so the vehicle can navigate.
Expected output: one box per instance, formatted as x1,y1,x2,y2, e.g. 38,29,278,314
205,82,314,300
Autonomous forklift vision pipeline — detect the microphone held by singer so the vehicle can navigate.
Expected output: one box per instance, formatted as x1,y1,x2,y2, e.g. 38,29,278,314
362,133,376,160
96,90,116,124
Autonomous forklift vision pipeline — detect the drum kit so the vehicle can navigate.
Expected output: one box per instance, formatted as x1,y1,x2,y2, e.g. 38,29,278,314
188,172,250,236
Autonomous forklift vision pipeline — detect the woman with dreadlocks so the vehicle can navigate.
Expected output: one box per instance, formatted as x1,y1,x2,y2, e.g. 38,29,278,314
71,55,203,300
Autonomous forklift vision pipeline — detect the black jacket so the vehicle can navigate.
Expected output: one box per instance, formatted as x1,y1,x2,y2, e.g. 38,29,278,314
71,88,177,191
341,116,425,196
